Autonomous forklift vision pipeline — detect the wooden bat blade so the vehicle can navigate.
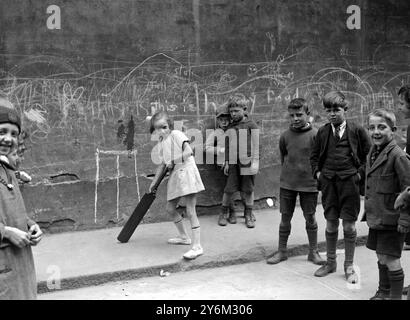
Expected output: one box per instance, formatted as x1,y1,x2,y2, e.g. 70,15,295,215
117,192,156,243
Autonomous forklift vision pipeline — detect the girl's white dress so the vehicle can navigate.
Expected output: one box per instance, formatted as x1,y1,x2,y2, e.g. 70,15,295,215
158,130,205,201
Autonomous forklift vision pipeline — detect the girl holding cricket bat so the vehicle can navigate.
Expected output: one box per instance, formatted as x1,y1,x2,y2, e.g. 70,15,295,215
149,111,205,260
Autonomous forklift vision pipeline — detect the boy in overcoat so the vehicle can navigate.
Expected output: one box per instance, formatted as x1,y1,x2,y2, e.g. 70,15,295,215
364,108,410,300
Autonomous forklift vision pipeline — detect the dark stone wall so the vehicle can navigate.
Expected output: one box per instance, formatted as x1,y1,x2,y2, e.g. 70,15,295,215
0,0,409,232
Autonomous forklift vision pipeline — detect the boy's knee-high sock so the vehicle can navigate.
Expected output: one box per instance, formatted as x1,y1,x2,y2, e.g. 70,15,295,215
174,218,189,239
388,269,404,300
306,222,318,252
191,226,201,248
377,262,390,295
343,230,357,267
326,230,338,263
278,224,291,252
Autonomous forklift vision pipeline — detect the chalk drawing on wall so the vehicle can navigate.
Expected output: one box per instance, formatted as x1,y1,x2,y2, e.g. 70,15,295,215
94,148,140,224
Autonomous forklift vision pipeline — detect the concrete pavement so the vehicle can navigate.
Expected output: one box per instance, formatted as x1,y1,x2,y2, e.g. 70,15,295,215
33,200,373,294
39,246,410,300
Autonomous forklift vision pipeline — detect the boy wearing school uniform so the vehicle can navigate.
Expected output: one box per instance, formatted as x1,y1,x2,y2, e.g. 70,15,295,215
310,91,371,283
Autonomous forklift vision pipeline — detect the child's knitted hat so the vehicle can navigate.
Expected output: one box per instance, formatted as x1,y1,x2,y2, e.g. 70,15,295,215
0,103,21,133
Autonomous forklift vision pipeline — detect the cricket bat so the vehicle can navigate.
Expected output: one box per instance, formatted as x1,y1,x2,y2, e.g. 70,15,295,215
117,166,168,243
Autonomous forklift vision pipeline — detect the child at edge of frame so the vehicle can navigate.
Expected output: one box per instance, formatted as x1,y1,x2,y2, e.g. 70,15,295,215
393,84,410,299
310,90,371,284
223,93,259,228
266,98,325,266
0,99,43,300
149,111,205,260
362,108,410,300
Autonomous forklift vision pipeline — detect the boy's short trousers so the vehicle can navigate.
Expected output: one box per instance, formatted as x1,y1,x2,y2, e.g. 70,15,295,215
224,164,255,193
280,188,318,216
320,174,360,221
366,228,406,258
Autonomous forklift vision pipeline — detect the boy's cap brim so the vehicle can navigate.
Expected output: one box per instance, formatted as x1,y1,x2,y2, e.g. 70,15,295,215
216,111,230,118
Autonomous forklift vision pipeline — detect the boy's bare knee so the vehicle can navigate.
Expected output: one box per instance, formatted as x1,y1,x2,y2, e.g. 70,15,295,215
280,214,292,227
385,257,402,271
326,220,339,233
342,220,356,233
377,254,387,265
303,213,316,226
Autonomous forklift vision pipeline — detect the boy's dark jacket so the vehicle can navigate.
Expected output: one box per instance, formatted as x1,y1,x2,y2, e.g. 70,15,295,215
310,120,371,194
361,139,410,229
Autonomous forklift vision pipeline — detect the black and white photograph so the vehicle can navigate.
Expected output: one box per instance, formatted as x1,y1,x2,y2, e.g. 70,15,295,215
0,0,410,308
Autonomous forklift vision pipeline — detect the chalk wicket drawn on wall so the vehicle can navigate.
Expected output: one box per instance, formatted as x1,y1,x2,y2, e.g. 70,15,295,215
45,4,361,31
94,149,140,224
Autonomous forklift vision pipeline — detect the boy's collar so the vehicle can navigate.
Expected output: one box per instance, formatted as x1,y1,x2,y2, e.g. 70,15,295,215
331,120,346,129
290,122,312,132
374,137,395,152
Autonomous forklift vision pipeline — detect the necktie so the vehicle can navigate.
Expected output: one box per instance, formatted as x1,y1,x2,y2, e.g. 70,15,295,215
334,125,341,141
370,147,381,167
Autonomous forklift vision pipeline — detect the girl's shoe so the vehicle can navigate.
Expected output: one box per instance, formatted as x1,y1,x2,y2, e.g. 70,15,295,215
167,237,192,245
183,246,204,260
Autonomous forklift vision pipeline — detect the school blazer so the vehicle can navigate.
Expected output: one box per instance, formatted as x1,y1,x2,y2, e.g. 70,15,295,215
361,140,410,229
310,121,371,192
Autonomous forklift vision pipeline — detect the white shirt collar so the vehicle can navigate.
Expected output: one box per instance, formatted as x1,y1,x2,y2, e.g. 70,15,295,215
331,121,346,137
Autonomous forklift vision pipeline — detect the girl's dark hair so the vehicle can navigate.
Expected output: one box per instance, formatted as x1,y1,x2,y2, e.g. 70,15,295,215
398,85,410,103
149,111,173,134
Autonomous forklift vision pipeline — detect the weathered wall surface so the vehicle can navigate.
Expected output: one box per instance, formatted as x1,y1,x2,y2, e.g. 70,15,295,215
0,0,409,232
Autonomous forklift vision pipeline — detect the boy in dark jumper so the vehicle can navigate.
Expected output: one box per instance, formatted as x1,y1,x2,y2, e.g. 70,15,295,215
267,98,325,265
310,91,371,283
224,94,259,228
364,108,410,300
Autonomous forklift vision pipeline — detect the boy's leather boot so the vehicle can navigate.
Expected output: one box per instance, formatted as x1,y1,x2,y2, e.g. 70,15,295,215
228,207,237,224
267,224,289,264
314,230,338,277
306,222,325,265
266,250,287,264
218,206,228,226
244,207,255,228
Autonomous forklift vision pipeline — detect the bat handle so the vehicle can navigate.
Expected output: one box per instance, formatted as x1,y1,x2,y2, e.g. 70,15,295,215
150,167,169,193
